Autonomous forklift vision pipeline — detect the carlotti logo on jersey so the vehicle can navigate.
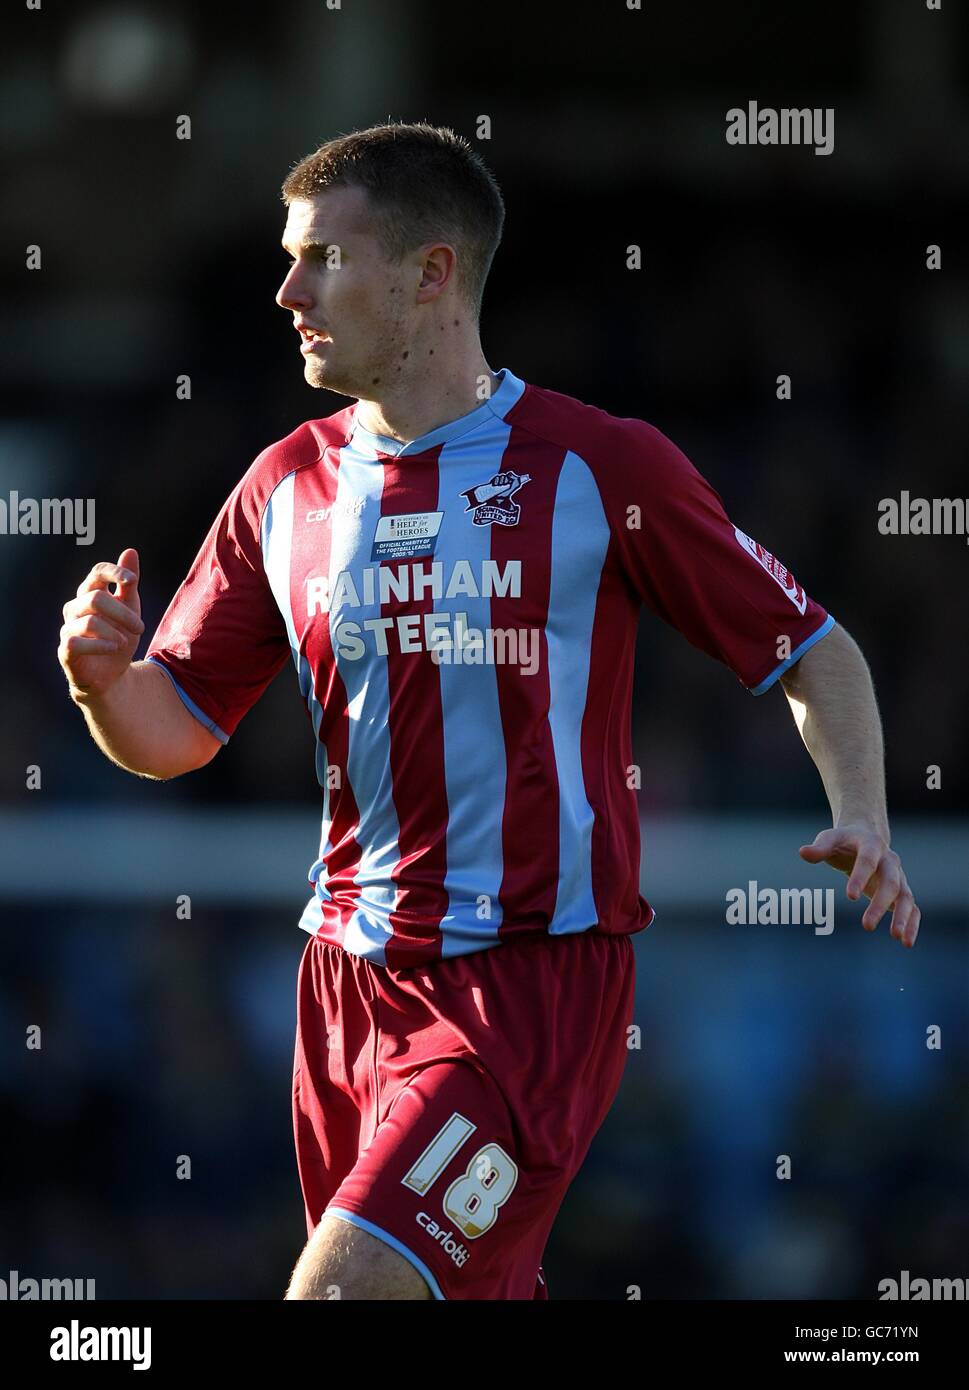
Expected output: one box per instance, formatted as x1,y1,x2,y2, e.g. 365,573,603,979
460,470,531,527
415,1212,471,1267
733,527,807,614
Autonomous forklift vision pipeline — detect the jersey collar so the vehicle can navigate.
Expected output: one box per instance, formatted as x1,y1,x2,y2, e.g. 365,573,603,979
347,366,526,458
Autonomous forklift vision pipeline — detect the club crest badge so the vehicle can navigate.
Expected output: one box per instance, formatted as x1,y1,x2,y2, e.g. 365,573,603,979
460,470,531,527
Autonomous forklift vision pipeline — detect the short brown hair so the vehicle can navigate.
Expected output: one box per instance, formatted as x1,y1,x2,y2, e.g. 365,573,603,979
280,121,505,316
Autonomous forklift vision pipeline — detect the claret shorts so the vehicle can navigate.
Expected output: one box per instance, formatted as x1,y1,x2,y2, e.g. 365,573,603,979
292,926,635,1300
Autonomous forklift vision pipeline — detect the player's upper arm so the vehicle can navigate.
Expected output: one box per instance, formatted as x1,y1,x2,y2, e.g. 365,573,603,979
777,618,849,695
131,658,225,778
594,420,834,695
143,460,293,745
81,659,227,783
188,723,223,769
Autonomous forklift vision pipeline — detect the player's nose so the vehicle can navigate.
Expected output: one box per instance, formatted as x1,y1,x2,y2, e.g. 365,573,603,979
275,268,309,311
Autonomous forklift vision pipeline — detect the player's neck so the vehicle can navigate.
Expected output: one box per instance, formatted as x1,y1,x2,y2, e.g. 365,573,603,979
354,350,499,446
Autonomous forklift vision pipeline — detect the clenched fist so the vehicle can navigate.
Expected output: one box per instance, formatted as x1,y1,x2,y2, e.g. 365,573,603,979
58,545,146,700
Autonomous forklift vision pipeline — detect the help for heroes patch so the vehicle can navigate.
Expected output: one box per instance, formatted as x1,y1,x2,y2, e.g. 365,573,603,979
371,511,444,561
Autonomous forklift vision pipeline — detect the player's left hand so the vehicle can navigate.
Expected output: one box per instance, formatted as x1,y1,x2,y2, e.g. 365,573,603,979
798,825,920,948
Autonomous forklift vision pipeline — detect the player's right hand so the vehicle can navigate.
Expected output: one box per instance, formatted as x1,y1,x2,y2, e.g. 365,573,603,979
58,546,145,699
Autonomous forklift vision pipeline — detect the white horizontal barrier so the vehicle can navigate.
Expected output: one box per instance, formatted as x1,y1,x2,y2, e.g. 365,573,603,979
0,810,965,909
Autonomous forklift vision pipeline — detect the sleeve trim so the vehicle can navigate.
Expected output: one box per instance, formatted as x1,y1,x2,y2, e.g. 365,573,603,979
144,656,231,744
325,1208,446,1300
749,614,836,696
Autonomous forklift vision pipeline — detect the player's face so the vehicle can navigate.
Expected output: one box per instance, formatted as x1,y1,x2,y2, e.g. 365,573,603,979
276,188,412,399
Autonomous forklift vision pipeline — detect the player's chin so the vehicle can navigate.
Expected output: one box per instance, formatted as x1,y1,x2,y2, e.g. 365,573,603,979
304,360,334,387
306,362,351,395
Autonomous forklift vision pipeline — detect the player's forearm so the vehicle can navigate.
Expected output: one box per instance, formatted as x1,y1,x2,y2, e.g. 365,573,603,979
71,660,216,780
779,623,889,840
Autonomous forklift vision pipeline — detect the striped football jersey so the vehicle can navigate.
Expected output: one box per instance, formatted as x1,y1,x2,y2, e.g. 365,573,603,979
146,366,834,967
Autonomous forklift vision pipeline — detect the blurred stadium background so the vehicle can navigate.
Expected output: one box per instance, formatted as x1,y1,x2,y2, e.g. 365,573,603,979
1,0,966,1298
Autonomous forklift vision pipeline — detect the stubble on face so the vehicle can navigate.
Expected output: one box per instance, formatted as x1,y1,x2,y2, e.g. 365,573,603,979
280,188,411,401
311,264,413,402
313,210,415,399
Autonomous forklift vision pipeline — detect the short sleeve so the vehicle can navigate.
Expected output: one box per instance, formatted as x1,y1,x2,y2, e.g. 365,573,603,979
144,467,291,741
599,422,834,694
